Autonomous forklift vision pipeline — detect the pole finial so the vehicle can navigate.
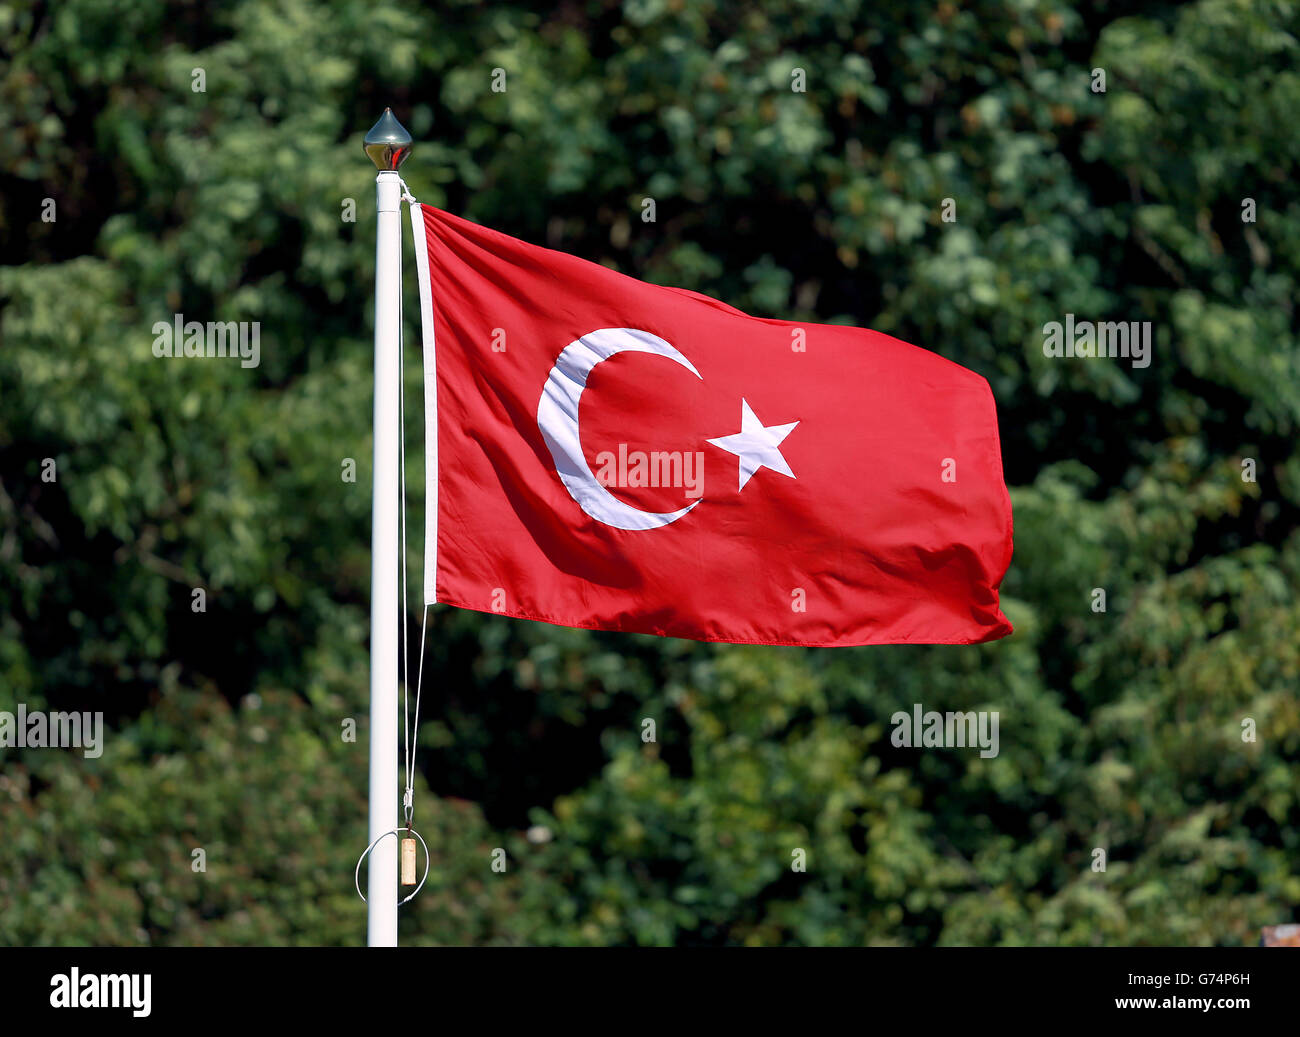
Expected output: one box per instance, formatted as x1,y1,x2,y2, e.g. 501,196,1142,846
364,108,413,171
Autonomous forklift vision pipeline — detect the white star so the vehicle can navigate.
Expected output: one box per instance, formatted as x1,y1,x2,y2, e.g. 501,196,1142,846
707,399,800,492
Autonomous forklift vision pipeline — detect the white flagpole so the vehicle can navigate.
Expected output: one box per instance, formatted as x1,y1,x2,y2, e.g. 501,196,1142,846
363,108,412,947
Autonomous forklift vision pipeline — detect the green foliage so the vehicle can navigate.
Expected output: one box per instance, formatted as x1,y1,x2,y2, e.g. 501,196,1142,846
1,0,1297,945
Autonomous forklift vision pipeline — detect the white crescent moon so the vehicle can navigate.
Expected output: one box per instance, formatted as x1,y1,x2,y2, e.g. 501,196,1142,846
537,328,703,531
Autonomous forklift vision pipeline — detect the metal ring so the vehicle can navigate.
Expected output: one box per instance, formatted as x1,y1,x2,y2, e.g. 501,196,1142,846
354,827,430,906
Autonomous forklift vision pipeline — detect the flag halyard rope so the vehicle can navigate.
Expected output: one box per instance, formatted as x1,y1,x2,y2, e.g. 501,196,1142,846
399,179,429,837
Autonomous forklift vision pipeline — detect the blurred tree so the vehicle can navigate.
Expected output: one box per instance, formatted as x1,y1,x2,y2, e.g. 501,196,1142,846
0,0,1296,945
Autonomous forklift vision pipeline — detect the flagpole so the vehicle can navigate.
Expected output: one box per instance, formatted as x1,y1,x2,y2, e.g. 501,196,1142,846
363,108,412,947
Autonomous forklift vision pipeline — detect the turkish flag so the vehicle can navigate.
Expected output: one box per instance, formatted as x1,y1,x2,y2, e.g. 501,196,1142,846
410,204,1013,646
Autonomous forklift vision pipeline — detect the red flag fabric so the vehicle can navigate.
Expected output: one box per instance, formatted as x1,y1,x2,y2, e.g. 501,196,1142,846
410,203,1013,647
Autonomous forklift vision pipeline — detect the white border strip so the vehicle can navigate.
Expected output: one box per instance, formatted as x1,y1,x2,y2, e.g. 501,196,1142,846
408,201,438,604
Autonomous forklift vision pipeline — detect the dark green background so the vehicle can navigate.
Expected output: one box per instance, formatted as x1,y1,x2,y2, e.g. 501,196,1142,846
1,0,1297,945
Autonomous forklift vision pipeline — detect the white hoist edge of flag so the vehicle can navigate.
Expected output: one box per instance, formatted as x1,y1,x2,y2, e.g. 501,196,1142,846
408,201,438,605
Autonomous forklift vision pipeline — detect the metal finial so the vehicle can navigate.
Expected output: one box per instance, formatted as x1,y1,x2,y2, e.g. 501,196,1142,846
364,108,413,171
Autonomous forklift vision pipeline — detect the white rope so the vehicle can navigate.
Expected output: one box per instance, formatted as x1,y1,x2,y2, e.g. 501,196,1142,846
400,182,428,829
398,200,412,826
409,604,428,800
